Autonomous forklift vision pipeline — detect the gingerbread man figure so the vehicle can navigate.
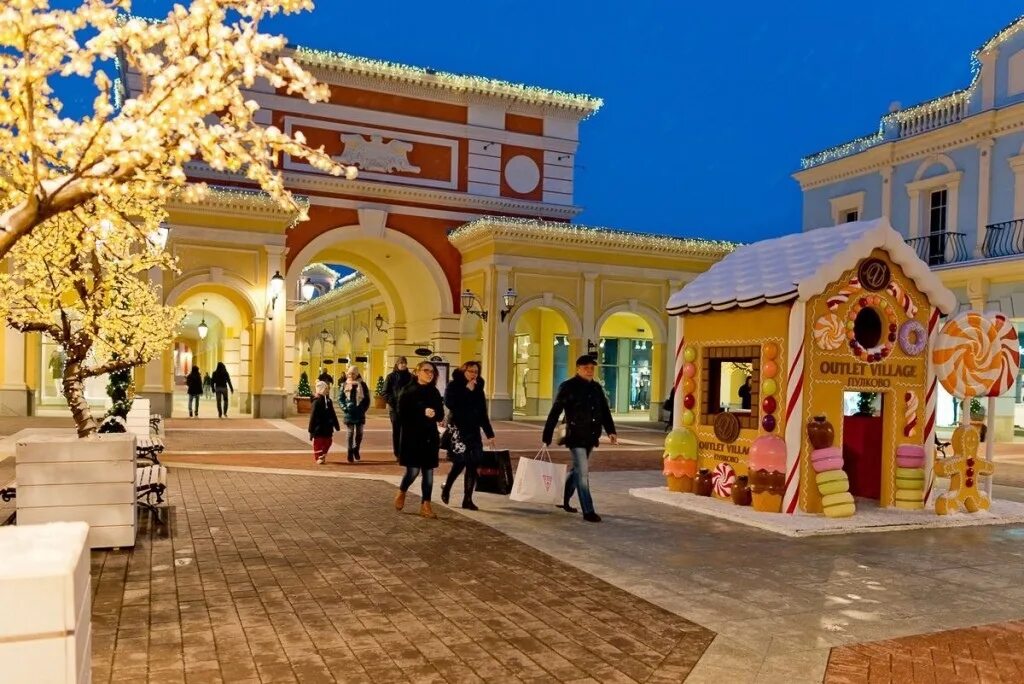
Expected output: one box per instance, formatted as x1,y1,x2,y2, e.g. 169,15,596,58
934,425,994,515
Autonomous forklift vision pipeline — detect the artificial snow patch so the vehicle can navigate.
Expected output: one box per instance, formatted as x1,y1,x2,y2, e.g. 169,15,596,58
630,487,1024,537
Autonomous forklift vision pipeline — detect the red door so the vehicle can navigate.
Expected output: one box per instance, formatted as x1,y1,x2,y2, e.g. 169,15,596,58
843,414,884,499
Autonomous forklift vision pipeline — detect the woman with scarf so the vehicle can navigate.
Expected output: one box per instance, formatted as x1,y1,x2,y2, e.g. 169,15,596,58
440,361,496,510
338,365,371,463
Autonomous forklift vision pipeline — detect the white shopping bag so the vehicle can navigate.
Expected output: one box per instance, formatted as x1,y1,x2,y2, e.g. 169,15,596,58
509,448,567,505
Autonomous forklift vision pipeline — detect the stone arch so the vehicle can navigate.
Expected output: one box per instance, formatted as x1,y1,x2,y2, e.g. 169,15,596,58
285,224,454,328
165,272,259,323
505,295,583,340
913,153,957,182
594,301,668,343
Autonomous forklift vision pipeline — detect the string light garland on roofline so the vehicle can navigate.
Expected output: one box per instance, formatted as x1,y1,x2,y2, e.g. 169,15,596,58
449,217,737,257
291,47,603,116
169,185,311,229
800,14,1024,170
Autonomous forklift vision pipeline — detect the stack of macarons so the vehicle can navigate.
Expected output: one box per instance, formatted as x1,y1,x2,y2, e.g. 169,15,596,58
894,445,926,509
810,446,855,518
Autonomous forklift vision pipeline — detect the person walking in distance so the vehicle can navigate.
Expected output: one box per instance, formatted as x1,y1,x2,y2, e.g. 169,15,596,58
308,380,340,464
203,372,212,398
440,361,496,510
338,365,370,463
382,356,413,459
318,367,334,390
542,355,618,522
394,361,444,519
211,362,234,418
186,366,203,418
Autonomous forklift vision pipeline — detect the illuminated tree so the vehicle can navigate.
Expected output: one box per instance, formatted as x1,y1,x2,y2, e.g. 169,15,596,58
0,0,355,258
0,200,183,437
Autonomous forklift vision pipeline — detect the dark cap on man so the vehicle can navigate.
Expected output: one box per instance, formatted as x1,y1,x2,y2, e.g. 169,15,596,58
575,354,597,367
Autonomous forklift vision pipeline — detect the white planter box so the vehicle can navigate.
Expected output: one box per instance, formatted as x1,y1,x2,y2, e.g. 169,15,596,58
16,433,137,549
0,521,91,683
124,397,151,439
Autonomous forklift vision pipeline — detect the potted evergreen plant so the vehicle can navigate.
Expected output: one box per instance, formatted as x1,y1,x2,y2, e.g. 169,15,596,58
373,376,387,409
294,371,313,414
969,397,988,442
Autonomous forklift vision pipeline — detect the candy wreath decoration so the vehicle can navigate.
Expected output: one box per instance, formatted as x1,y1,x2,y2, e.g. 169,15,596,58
845,295,898,363
897,319,927,356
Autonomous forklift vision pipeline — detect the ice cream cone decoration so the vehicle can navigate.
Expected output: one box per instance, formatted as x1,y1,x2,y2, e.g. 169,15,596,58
663,428,698,493
749,435,787,513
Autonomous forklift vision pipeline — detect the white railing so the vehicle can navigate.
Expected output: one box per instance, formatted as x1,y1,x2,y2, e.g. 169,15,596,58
894,93,969,138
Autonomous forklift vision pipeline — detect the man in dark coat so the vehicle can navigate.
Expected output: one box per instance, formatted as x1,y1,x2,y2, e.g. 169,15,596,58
542,355,618,522
382,356,413,459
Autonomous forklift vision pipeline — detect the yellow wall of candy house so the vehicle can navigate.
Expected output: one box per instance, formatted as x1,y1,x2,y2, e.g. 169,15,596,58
800,250,931,512
683,305,790,486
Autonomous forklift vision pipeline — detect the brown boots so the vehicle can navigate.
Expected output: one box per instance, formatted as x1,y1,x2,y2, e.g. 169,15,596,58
395,490,437,519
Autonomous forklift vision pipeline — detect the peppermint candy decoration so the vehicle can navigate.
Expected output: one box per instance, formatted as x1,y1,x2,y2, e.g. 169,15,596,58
712,463,736,498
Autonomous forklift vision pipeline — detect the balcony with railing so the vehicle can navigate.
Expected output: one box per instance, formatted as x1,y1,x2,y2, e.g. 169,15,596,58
904,231,972,267
982,219,1024,259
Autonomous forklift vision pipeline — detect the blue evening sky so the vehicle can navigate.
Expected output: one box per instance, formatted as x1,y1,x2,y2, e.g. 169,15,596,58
55,1,1020,243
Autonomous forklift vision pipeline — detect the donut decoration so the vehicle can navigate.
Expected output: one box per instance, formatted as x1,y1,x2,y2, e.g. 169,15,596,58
814,313,845,351
712,462,736,498
933,312,1021,398
898,320,927,356
845,295,898,363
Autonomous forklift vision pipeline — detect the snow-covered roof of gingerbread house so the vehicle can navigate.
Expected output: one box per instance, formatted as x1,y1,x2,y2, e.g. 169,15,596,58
666,218,958,316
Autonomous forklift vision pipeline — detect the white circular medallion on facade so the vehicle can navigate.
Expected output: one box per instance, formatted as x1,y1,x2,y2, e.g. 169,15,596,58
504,155,540,194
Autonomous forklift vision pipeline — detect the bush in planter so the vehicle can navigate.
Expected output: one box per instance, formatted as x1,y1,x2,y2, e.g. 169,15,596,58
970,397,986,419
98,363,134,434
373,376,387,408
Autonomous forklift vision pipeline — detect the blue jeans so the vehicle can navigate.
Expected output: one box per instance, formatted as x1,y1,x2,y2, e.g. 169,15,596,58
399,467,434,502
564,447,595,515
188,394,200,415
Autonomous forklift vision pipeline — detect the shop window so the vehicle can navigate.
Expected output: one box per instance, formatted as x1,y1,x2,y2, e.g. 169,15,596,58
596,337,653,413
552,335,570,396
701,345,761,429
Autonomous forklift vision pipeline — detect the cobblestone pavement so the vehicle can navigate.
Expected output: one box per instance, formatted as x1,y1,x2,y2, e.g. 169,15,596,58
91,468,714,683
824,621,1024,683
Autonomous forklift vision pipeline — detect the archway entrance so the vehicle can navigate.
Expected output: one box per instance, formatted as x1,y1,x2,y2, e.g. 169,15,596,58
510,306,572,417
169,289,255,418
596,309,666,420
287,224,456,399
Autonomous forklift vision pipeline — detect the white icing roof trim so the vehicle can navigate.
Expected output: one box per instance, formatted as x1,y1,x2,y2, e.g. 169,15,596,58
666,218,958,316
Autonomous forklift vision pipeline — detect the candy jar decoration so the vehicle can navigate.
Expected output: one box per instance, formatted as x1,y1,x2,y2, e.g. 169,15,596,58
806,415,835,450
731,475,752,506
694,469,713,496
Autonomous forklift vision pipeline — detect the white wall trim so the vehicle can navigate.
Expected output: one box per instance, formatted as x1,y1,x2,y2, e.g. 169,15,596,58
505,295,584,340
906,170,962,239
828,191,866,225
594,302,668,344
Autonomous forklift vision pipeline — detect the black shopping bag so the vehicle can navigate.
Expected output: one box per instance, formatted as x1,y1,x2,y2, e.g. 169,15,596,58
475,449,513,495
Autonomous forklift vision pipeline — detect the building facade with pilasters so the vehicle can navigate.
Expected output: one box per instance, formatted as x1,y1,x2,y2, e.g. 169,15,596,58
794,17,1024,441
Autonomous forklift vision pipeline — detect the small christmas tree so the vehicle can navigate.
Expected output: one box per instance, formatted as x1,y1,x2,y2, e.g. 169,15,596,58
375,376,385,397
98,361,134,434
856,392,877,417
296,371,312,397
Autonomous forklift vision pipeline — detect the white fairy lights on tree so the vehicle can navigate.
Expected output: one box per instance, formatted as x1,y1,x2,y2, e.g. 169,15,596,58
0,0,357,259
0,200,183,437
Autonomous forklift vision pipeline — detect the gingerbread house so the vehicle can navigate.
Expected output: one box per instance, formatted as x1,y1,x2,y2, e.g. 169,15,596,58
664,218,958,515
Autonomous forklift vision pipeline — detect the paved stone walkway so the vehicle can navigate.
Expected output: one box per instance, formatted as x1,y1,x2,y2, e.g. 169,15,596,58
91,468,714,683
824,620,1024,683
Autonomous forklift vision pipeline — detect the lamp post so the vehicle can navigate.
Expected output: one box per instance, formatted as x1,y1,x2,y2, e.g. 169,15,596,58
300,278,316,302
499,288,518,322
267,270,285,319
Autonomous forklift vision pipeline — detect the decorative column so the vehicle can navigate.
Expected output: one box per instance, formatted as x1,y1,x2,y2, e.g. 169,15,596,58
880,166,893,223
255,245,289,418
0,327,31,416
976,138,994,257
140,266,172,416
582,272,598,343
489,266,513,419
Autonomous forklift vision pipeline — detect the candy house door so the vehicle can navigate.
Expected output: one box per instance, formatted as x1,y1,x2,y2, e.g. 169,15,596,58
842,392,883,500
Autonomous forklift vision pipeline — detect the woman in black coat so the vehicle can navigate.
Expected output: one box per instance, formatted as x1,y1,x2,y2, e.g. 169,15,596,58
186,366,203,418
440,361,496,510
308,380,341,464
394,361,444,519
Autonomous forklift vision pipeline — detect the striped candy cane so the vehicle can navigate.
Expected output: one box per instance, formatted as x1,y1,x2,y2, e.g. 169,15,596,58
923,307,941,504
783,301,807,514
671,317,686,429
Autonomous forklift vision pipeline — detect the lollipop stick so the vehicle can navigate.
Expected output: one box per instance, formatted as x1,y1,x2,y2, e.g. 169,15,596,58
986,396,995,500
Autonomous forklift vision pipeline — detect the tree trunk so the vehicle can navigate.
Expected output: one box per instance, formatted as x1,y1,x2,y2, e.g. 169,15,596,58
62,362,99,438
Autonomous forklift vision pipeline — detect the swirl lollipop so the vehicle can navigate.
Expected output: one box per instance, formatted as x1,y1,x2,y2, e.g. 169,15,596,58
933,312,1020,397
